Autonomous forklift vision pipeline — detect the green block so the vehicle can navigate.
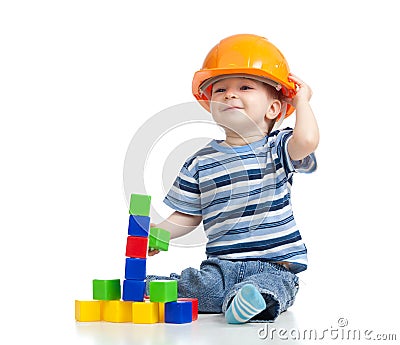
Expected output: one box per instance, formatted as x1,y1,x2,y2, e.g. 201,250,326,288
129,194,151,216
149,227,170,251
92,279,121,300
149,280,177,303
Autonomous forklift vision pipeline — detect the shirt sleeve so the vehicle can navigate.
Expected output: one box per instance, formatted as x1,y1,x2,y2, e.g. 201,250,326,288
274,128,317,176
163,159,202,216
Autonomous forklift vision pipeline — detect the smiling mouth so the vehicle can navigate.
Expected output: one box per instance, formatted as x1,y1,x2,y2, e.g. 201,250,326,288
223,106,243,111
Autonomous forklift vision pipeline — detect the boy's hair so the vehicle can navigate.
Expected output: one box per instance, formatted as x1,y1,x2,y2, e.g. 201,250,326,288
264,82,281,101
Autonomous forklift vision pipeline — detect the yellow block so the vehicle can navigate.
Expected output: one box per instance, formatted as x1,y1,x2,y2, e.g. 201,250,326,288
132,302,159,324
158,303,165,322
75,300,101,322
102,300,133,322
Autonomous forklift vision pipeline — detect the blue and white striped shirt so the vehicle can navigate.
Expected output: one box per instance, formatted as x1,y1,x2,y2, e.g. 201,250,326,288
164,128,317,273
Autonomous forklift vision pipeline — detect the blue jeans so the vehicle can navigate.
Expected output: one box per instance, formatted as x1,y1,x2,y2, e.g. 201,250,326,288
146,257,299,322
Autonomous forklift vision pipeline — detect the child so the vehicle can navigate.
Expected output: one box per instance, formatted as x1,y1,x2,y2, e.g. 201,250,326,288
146,34,319,323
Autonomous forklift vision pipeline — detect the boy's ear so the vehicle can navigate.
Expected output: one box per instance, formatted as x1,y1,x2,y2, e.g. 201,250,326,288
265,99,282,120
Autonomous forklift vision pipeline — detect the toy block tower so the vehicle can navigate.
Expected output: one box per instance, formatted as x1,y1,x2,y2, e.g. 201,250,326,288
75,192,199,324
122,193,151,302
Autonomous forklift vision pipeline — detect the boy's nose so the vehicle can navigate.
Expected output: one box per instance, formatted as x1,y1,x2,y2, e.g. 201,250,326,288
224,91,238,99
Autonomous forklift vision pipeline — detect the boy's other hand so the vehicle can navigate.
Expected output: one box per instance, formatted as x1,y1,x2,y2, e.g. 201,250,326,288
148,249,160,256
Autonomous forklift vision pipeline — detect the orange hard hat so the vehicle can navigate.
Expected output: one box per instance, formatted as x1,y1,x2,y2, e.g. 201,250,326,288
192,34,296,119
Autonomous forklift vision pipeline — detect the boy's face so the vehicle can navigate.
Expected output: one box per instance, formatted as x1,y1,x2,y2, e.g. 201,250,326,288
210,77,281,139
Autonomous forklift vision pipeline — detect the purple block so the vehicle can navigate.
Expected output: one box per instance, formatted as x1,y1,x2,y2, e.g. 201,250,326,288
122,279,145,302
125,258,146,280
128,215,150,237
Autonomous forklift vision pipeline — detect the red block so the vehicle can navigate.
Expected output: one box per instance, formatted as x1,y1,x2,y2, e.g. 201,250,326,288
125,236,148,258
178,298,198,321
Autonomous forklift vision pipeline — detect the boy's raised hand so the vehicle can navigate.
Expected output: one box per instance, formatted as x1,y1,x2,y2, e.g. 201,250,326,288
283,74,312,108
148,222,160,256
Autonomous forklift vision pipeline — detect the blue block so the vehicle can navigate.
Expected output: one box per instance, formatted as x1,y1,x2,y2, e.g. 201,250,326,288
165,301,193,324
122,280,145,302
125,258,146,280
128,215,150,237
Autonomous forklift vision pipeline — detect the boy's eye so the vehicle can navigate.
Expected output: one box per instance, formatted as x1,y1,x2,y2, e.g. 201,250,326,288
213,88,225,93
240,85,253,90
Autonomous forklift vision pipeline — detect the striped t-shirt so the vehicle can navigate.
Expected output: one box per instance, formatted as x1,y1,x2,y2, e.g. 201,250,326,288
164,128,317,273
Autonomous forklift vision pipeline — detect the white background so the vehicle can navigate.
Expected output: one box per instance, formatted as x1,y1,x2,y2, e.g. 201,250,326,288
1,0,399,343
